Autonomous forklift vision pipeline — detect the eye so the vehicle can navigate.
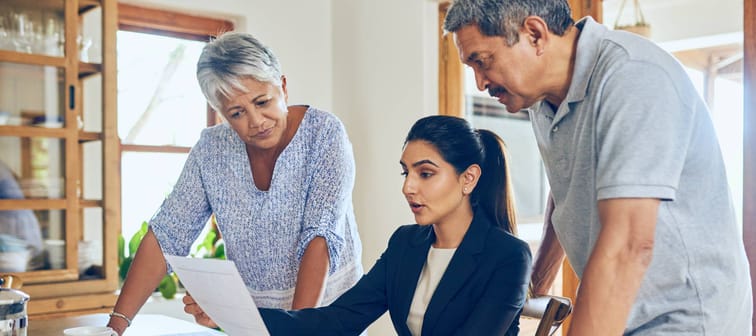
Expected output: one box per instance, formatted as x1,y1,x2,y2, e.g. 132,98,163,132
420,171,434,178
255,100,270,107
229,109,244,119
400,171,408,177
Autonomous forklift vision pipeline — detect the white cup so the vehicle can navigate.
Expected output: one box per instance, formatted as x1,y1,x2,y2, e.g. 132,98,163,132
44,239,66,269
62,326,118,336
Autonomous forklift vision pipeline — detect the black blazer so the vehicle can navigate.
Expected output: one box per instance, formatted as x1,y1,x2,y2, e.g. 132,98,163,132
259,212,532,336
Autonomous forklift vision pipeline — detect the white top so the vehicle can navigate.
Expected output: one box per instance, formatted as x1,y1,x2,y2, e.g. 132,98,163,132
406,247,457,336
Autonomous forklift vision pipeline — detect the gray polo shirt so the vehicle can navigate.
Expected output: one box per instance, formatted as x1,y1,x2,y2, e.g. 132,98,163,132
531,17,752,334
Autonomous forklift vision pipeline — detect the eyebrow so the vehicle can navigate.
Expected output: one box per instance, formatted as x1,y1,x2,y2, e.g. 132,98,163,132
224,93,268,113
466,51,481,64
399,159,439,168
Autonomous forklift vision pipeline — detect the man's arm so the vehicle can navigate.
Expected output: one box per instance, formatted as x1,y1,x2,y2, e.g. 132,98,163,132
292,237,330,309
531,193,566,295
567,198,658,335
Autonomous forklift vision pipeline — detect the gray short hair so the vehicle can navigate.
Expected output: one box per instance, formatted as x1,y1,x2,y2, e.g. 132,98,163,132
443,0,574,46
197,32,283,111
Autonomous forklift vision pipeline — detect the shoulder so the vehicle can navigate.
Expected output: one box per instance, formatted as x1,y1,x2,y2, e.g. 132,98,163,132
190,124,237,154
197,123,234,146
483,227,532,262
590,30,692,96
302,106,348,137
386,224,429,247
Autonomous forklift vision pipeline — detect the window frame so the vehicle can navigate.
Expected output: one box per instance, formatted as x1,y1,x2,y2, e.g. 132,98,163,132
117,3,232,154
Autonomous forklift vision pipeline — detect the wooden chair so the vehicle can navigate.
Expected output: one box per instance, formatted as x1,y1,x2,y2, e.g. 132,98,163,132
521,295,572,336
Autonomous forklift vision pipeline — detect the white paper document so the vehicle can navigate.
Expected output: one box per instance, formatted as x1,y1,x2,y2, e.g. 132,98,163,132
165,255,271,336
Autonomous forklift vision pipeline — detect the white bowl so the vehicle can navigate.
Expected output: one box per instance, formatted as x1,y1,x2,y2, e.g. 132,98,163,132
0,250,30,273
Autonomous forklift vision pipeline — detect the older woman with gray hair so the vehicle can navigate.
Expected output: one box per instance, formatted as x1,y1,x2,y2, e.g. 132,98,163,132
108,31,364,335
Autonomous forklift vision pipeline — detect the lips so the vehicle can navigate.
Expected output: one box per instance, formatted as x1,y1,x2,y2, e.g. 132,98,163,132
408,201,424,214
254,127,273,138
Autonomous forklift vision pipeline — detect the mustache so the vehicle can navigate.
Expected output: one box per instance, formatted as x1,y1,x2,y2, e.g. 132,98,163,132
488,86,506,97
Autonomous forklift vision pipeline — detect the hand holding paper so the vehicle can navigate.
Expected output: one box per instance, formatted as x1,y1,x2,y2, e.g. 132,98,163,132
165,255,270,336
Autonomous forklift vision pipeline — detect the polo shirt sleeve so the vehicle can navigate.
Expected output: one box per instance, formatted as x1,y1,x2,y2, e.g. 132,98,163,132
595,60,695,201
297,115,354,274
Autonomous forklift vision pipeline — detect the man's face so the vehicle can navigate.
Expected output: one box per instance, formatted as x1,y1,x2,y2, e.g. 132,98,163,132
454,24,545,113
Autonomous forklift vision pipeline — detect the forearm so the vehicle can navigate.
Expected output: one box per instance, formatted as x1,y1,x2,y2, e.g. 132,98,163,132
292,237,330,309
567,198,658,335
531,194,565,295
108,229,168,334
567,246,650,335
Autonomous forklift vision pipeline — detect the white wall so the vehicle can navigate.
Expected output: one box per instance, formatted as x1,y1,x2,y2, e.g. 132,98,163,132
119,0,334,111
331,0,439,333
602,0,743,43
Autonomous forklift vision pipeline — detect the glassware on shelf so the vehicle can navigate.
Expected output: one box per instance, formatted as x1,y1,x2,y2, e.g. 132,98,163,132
0,7,64,57
77,34,92,62
12,11,34,54
43,16,63,57
0,16,10,51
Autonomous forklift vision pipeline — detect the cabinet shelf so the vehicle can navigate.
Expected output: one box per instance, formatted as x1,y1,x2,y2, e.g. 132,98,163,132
10,269,79,286
0,50,66,68
0,125,68,138
79,0,101,14
1,0,100,14
78,131,103,142
79,199,103,208
79,62,103,79
0,199,67,211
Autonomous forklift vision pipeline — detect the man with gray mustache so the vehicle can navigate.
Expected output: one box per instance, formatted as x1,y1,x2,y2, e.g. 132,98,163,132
444,0,752,335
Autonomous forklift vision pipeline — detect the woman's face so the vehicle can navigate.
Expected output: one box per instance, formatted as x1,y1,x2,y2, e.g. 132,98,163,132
400,140,469,226
220,77,289,151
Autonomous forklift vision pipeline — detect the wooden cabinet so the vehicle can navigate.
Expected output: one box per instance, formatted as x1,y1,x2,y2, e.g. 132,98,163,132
0,0,119,318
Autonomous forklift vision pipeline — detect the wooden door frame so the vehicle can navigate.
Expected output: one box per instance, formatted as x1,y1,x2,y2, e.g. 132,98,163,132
743,0,755,333
438,2,464,117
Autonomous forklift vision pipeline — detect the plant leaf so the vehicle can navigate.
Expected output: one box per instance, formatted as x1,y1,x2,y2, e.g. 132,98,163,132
158,273,177,299
128,221,149,257
118,235,126,265
119,256,133,281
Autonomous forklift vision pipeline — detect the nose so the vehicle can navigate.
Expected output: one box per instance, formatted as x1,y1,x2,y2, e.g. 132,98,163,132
247,109,265,129
402,176,416,196
474,69,489,92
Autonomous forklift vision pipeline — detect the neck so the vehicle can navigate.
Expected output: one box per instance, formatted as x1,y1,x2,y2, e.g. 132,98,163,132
432,203,474,249
542,26,581,108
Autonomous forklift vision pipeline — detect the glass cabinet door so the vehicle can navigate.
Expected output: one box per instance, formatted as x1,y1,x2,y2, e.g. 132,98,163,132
0,0,118,317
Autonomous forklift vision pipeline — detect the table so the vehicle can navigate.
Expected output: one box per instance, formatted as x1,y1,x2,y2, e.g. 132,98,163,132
29,313,225,335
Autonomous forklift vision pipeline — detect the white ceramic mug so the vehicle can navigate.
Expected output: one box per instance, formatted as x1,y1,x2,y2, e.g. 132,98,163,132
62,326,118,336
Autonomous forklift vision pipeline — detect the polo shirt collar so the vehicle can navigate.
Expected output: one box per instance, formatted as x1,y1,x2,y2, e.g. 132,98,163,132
549,16,607,125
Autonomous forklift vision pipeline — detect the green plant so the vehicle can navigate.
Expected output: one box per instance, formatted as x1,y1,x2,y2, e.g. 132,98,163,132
118,221,177,299
118,220,226,299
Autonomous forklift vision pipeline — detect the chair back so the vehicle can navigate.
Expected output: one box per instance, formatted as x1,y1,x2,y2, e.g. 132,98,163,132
521,295,572,336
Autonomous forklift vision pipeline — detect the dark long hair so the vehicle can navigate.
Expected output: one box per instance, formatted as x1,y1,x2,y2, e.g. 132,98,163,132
404,115,517,235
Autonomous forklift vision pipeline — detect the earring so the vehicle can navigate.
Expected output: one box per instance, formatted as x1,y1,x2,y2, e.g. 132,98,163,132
463,187,468,194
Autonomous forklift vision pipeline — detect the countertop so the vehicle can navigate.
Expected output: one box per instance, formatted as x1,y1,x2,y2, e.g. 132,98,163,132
29,313,225,336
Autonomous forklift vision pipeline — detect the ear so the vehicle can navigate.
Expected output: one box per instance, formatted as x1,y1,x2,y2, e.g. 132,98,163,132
521,16,549,56
460,164,482,195
280,75,289,102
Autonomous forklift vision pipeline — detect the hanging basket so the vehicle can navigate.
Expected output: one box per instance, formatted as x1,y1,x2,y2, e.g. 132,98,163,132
613,0,652,38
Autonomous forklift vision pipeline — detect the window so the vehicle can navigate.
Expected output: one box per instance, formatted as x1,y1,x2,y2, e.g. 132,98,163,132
117,4,232,240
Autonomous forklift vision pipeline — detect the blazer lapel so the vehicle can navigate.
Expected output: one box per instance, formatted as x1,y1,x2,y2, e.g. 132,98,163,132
393,226,433,336
420,213,491,336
